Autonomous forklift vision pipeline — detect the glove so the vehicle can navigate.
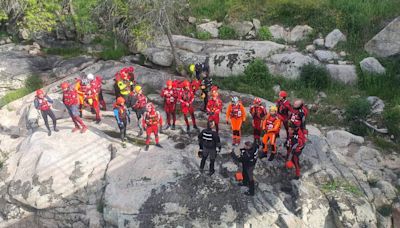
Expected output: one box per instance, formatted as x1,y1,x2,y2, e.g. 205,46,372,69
118,122,124,128
198,150,203,158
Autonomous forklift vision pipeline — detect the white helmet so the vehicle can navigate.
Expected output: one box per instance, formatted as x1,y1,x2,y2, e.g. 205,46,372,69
232,96,239,104
87,73,94,81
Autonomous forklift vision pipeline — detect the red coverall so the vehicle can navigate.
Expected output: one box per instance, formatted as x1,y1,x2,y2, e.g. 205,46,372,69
276,98,293,138
62,87,86,131
286,127,306,178
160,87,177,126
206,96,223,133
250,104,267,144
289,106,309,141
179,88,197,127
142,110,163,145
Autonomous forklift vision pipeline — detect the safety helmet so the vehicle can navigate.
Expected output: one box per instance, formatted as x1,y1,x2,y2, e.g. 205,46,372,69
87,73,94,81
211,85,218,92
183,80,190,88
61,82,69,90
116,97,125,105
36,89,44,96
279,90,288,98
166,80,173,87
189,64,195,73
269,105,278,113
293,99,304,109
253,97,262,105
127,66,134,73
232,96,239,104
146,102,154,111
285,160,294,169
134,85,142,93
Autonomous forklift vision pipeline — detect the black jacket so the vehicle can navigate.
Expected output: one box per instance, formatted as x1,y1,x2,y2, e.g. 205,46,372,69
201,77,213,92
231,146,258,167
198,128,221,150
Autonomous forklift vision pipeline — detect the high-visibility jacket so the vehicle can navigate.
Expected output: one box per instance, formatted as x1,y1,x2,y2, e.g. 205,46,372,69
226,102,246,121
262,113,281,134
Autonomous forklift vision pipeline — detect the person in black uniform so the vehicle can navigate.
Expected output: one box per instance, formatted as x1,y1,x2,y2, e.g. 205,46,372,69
231,141,259,196
200,72,213,111
198,120,221,176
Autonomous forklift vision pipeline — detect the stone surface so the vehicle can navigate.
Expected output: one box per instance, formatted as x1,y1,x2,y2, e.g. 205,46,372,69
313,38,324,47
289,25,313,43
325,64,357,85
365,16,400,57
269,25,289,41
267,52,320,79
360,57,386,75
314,50,339,62
196,21,219,38
327,130,364,148
149,49,174,67
252,19,261,32
230,21,254,37
305,45,315,53
325,29,346,49
188,16,197,24
367,96,385,114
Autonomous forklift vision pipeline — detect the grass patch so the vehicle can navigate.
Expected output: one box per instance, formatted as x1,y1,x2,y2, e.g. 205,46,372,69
219,26,237,40
96,36,130,60
195,31,212,40
321,180,362,196
369,135,400,153
0,75,43,108
43,47,86,58
257,26,272,41
377,204,392,217
97,200,104,213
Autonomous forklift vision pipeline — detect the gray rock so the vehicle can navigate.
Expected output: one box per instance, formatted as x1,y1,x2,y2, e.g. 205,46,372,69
339,51,347,57
325,29,346,49
305,45,316,53
150,50,174,67
327,130,364,148
18,29,30,40
314,50,339,62
196,21,219,38
267,52,320,79
377,213,392,228
393,203,400,228
360,57,386,75
313,38,324,47
365,16,400,57
252,19,261,31
269,25,289,41
289,25,313,43
188,16,197,24
326,64,357,85
0,40,5,45
230,21,254,37
367,96,385,114
376,180,397,200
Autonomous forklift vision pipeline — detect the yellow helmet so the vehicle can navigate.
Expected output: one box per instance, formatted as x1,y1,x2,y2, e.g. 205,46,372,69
189,64,195,73
269,105,278,112
134,85,142,93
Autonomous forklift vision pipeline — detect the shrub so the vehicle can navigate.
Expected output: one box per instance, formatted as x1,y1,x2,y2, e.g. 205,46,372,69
0,75,43,107
219,26,236,40
345,97,371,136
300,64,331,90
195,31,212,40
383,105,400,141
257,26,272,41
43,47,85,58
244,59,271,82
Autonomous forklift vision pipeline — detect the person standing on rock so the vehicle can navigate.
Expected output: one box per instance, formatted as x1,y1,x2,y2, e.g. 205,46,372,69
250,97,267,146
206,87,222,133
34,89,59,136
61,82,87,133
93,74,107,111
200,71,213,111
113,97,130,148
226,96,246,146
130,85,148,136
75,72,90,118
179,80,197,132
86,73,101,124
285,122,306,180
231,141,259,196
198,120,221,176
289,99,308,142
261,106,281,161
142,103,163,151
276,90,293,139
160,80,178,130
115,67,135,101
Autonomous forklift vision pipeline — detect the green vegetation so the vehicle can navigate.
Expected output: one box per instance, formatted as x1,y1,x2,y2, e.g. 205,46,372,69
383,105,400,141
96,36,130,60
97,200,104,213
345,98,371,136
369,136,400,153
43,47,86,58
377,204,392,217
195,31,212,40
300,64,331,90
321,180,362,196
257,26,272,41
0,75,43,108
219,26,237,40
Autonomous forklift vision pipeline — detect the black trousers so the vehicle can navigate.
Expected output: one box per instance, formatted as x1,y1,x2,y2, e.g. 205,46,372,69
200,148,216,172
41,110,57,132
119,119,127,142
242,164,255,194
202,90,209,110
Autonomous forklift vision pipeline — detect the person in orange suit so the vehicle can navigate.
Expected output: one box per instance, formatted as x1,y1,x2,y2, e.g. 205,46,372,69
226,96,246,146
261,106,281,161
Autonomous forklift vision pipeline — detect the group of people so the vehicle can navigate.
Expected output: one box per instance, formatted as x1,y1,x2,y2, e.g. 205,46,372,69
33,62,309,197
198,90,308,196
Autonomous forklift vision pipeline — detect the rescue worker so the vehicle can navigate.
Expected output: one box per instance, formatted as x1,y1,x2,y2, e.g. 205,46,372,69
86,73,101,124
191,79,201,95
276,90,293,138
179,80,197,132
115,67,134,102
261,106,281,161
200,72,213,111
142,102,163,151
198,120,221,176
289,99,309,141
250,97,267,146
94,75,107,111
113,97,130,148
34,89,58,136
286,122,305,180
61,82,87,133
160,80,178,130
206,89,222,133
226,97,246,146
190,62,209,80
131,85,148,136
75,72,90,118
231,141,259,196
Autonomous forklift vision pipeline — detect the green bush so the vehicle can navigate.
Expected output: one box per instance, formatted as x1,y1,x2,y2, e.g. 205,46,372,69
219,26,236,40
195,31,212,40
257,26,272,41
244,59,271,82
383,105,400,141
345,97,371,136
300,64,331,90
43,47,85,58
97,36,130,60
0,75,43,107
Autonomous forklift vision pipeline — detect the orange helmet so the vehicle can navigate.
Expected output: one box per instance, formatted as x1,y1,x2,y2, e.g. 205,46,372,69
279,90,288,98
183,80,190,88
116,97,125,105
285,160,294,169
61,82,69,90
166,80,173,87
36,89,44,96
254,97,262,105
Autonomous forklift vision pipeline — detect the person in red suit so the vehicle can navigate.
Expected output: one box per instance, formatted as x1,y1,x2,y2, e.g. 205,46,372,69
286,121,306,180
206,89,223,133
142,102,163,151
249,97,267,146
289,99,309,141
276,90,293,138
179,80,198,132
160,80,178,130
61,82,87,133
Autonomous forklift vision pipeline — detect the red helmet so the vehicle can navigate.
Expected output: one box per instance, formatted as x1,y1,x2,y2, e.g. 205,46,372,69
36,89,44,96
166,80,173,87
146,102,155,111
183,80,190,88
127,66,134,73
279,90,287,98
116,97,125,105
253,97,262,105
61,82,69,90
211,85,218,92
285,160,294,169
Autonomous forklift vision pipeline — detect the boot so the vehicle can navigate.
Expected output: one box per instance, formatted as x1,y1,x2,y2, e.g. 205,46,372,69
81,126,88,133
48,130,52,136
171,124,176,130
186,125,190,133
72,127,80,133
53,126,59,132
138,129,143,137
122,141,127,148
79,110,83,118
245,180,255,196
145,145,149,151
268,153,276,161
164,124,170,130
208,160,215,176
155,143,163,148
193,125,198,130
95,119,101,124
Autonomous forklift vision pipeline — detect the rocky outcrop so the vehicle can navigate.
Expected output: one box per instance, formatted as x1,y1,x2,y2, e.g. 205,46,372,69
314,50,339,63
289,25,313,43
360,57,386,75
230,21,254,38
325,29,346,49
365,16,400,57
196,21,220,38
267,52,319,79
367,96,385,114
326,64,357,85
